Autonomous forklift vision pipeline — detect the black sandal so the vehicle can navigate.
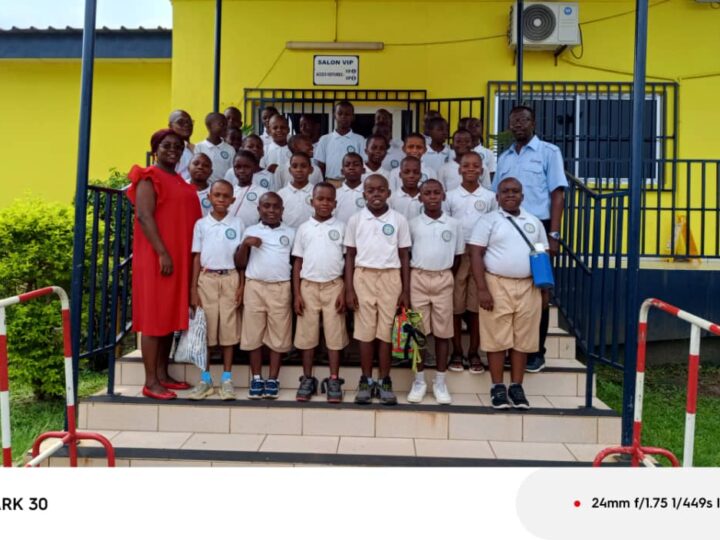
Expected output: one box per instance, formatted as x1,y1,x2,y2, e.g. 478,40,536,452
468,354,485,374
448,353,465,372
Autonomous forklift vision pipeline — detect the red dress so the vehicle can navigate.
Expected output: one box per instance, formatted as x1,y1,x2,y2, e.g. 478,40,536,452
127,165,201,336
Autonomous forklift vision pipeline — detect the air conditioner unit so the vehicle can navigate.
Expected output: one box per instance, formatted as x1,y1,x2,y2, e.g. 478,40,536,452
509,2,580,51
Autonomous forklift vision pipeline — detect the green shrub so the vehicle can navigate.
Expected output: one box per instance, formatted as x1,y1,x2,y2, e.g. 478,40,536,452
0,198,75,399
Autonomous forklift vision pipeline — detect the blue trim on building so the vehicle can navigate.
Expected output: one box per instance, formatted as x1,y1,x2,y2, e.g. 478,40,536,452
0,28,171,59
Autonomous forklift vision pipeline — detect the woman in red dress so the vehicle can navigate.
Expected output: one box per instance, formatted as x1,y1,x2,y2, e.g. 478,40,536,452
127,129,202,400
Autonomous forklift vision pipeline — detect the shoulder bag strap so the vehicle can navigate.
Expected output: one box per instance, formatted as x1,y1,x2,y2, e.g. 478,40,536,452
505,215,536,252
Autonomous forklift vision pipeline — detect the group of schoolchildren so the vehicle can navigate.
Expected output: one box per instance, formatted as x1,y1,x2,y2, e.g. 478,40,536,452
179,100,548,411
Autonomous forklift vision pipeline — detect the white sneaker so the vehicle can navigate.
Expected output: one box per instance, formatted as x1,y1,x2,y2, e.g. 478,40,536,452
432,379,452,405
407,379,427,403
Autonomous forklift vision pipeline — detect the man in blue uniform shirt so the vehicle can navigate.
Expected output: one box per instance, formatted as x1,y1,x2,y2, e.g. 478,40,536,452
494,106,568,373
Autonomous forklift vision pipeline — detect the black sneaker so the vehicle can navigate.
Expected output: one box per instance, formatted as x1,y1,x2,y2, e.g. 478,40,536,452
375,376,398,406
321,377,345,403
508,384,530,409
525,354,546,373
490,384,510,409
296,375,318,402
354,376,373,404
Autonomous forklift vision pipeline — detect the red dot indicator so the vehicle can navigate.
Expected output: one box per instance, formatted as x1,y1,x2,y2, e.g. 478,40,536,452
574,500,581,507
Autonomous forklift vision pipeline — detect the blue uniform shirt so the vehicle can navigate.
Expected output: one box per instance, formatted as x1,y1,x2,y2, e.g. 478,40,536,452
493,135,568,220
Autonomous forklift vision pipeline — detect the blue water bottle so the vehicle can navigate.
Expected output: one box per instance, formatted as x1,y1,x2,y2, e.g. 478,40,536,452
529,243,555,289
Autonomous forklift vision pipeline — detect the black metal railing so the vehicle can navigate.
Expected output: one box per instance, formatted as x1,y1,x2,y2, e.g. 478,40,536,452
78,184,134,394
555,173,629,406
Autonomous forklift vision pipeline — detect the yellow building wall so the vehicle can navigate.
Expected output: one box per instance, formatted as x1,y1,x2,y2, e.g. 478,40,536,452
0,59,171,207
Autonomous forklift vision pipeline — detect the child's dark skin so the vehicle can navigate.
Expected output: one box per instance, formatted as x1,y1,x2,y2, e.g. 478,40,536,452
417,180,458,375
289,154,312,188
268,115,290,173
341,154,364,189
451,130,473,164
225,128,243,152
399,159,421,197
365,136,388,172
293,185,344,378
428,119,449,153
242,136,265,173
188,154,212,191
335,103,354,136
233,155,255,187
190,181,242,377
234,192,285,380
344,175,410,380
206,113,227,145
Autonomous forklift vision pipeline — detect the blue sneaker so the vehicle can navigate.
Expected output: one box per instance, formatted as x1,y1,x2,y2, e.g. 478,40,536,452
525,355,546,373
248,377,265,399
264,378,280,399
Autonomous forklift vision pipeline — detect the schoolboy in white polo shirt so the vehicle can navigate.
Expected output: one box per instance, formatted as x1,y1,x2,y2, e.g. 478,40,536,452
188,180,244,401
423,117,453,173
407,180,464,405
264,114,292,174
389,156,423,220
292,182,348,403
259,106,279,149
388,133,437,192
194,112,236,183
239,134,276,190
277,152,314,228
188,153,213,217
274,134,324,189
235,192,296,400
372,120,405,172
439,129,474,192
226,150,268,227
344,174,411,406
334,152,366,224
316,101,366,180
469,177,548,410
446,151,497,374
361,134,391,183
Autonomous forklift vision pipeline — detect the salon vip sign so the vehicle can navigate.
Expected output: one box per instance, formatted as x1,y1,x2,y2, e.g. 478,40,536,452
313,55,359,86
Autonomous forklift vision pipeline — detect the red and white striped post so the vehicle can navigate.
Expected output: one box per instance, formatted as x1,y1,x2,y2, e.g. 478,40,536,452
0,286,114,467
594,298,720,467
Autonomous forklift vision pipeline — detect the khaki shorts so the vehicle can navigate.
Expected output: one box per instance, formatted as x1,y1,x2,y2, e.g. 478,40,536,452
410,268,454,339
294,278,349,351
240,279,292,352
353,267,402,343
198,270,241,347
452,252,478,314
478,273,541,353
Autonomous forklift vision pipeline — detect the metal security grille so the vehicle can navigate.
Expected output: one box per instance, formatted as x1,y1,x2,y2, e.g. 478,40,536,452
486,80,679,184
244,88,483,141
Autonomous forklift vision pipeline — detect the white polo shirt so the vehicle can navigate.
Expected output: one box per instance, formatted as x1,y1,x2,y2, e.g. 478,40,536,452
292,217,346,282
228,184,268,228
277,182,314,229
315,130,366,178
388,163,437,193
409,212,465,271
265,141,292,168
381,139,405,171
468,208,548,278
224,168,273,190
446,184,498,241
194,185,212,217
275,164,324,189
243,222,296,282
438,159,492,192
176,144,194,180
344,207,411,269
389,189,424,221
422,144,453,173
334,182,366,224
473,143,497,174
191,214,245,270
361,165,391,184
260,128,272,149
195,140,236,183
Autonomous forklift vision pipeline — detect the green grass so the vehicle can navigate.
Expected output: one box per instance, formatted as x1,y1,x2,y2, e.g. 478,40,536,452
596,364,720,466
6,369,108,465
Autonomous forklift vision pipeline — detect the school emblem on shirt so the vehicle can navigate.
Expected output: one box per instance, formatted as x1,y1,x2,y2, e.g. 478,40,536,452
328,229,341,241
220,151,229,159
441,230,452,242
247,192,258,202
279,235,290,246
391,160,399,168
523,223,536,234
202,198,212,208
382,224,395,236
355,197,366,208
346,145,356,153
225,228,237,240
474,200,486,212
260,178,270,188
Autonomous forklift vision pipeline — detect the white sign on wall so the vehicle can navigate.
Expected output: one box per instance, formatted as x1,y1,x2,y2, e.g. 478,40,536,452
313,55,359,86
